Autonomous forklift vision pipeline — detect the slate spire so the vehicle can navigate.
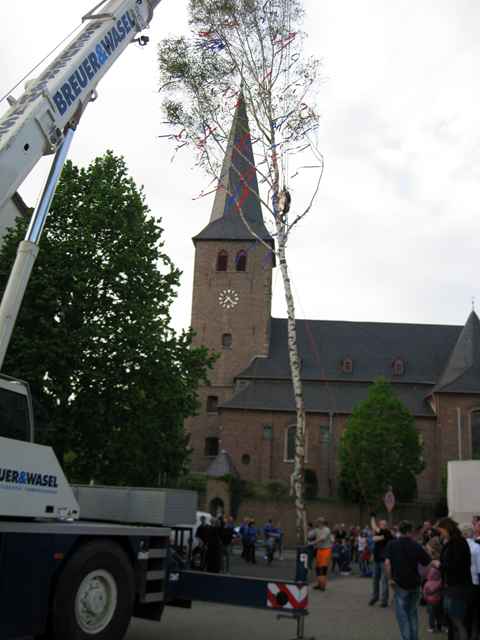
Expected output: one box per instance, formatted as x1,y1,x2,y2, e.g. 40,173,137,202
434,310,480,393
193,94,272,242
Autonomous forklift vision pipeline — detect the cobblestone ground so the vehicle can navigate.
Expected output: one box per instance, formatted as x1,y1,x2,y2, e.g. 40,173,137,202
127,549,434,640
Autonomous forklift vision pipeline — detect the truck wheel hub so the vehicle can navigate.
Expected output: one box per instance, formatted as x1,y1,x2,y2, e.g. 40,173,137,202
75,569,118,633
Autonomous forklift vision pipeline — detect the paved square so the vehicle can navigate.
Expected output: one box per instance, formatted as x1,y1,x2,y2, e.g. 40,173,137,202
126,551,433,640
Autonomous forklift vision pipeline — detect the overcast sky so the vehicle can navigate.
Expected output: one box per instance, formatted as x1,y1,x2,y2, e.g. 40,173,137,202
1,1,480,332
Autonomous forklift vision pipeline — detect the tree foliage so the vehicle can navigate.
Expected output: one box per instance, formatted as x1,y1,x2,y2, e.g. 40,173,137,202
158,0,323,544
338,379,425,507
158,0,321,216
0,151,215,486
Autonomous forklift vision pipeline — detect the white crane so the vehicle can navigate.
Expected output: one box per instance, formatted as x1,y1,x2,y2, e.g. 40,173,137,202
0,0,163,369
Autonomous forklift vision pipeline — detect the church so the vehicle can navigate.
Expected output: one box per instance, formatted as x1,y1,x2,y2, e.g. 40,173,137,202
186,97,480,504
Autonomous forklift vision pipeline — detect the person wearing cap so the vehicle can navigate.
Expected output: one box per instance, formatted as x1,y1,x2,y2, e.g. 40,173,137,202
311,517,333,591
384,520,431,640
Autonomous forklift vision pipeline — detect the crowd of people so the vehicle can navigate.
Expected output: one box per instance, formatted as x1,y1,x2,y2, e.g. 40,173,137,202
308,515,480,640
191,512,479,640
192,515,284,572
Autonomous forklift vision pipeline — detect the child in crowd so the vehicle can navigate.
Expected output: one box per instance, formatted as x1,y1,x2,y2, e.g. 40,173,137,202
339,538,352,575
331,540,341,574
423,537,444,633
358,529,371,577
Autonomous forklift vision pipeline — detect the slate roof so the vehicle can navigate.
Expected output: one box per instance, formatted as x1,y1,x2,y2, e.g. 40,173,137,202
433,311,480,394
193,95,272,244
239,317,464,384
206,450,239,478
221,380,435,417
220,314,480,417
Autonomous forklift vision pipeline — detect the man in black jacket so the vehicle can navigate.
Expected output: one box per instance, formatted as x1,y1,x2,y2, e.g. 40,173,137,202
370,514,394,606
385,520,431,640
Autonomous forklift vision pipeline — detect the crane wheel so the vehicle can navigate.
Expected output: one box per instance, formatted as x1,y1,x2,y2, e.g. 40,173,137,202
51,540,134,640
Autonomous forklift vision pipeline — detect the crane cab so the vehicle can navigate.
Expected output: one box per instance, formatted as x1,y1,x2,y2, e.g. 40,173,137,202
0,374,34,442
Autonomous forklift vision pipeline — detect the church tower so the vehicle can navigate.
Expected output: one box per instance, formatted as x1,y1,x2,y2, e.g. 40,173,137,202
187,95,274,472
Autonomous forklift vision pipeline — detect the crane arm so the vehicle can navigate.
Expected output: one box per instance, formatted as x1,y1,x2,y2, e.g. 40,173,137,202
0,0,162,214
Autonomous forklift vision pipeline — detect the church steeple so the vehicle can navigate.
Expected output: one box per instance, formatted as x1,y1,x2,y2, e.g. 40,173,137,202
434,310,480,393
193,94,272,242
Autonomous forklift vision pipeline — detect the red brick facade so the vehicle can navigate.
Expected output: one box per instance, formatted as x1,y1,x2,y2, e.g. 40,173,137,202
186,227,480,502
186,238,273,470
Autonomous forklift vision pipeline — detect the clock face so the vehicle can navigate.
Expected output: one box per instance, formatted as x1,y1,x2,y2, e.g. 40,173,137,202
218,288,240,309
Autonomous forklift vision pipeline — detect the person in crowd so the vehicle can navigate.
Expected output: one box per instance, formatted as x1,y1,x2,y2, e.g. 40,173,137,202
423,537,444,633
384,520,431,640
264,518,277,564
312,517,333,591
307,521,316,570
459,522,480,640
274,522,284,560
239,517,249,561
369,513,394,606
245,519,257,564
220,516,235,573
474,516,480,544
331,538,341,575
423,520,439,546
205,517,223,573
339,537,352,575
195,515,210,546
437,517,473,640
358,529,371,577
350,526,359,565
336,523,347,542
194,515,211,570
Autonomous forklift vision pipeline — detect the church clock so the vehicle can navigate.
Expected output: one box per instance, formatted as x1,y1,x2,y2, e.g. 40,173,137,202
218,289,240,309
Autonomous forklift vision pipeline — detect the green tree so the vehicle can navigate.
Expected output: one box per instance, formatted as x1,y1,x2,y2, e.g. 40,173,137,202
338,378,424,507
0,151,214,486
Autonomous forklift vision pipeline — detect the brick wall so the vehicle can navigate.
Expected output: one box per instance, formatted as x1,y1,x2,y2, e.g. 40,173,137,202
219,408,441,502
187,238,273,472
436,394,480,468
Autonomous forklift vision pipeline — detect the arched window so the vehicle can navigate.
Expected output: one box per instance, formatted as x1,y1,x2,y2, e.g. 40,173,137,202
471,411,480,459
285,426,296,462
204,437,219,457
216,250,228,271
206,395,218,413
222,333,232,349
393,358,405,376
236,250,247,271
284,425,308,462
209,496,224,516
341,357,353,373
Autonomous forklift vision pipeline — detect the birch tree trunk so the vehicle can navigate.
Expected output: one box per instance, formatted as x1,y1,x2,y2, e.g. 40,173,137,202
276,223,307,544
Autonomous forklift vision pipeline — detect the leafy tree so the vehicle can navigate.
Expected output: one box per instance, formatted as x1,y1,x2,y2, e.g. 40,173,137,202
0,151,215,486
338,378,425,508
158,0,323,543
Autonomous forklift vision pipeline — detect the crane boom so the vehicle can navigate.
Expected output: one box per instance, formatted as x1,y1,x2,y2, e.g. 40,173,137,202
0,0,162,214
0,0,163,371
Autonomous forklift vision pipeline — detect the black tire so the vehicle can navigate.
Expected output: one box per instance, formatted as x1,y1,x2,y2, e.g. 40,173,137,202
51,540,134,640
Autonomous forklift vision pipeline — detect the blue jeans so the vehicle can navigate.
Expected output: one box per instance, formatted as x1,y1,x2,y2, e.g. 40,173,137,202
394,586,420,640
372,560,389,604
